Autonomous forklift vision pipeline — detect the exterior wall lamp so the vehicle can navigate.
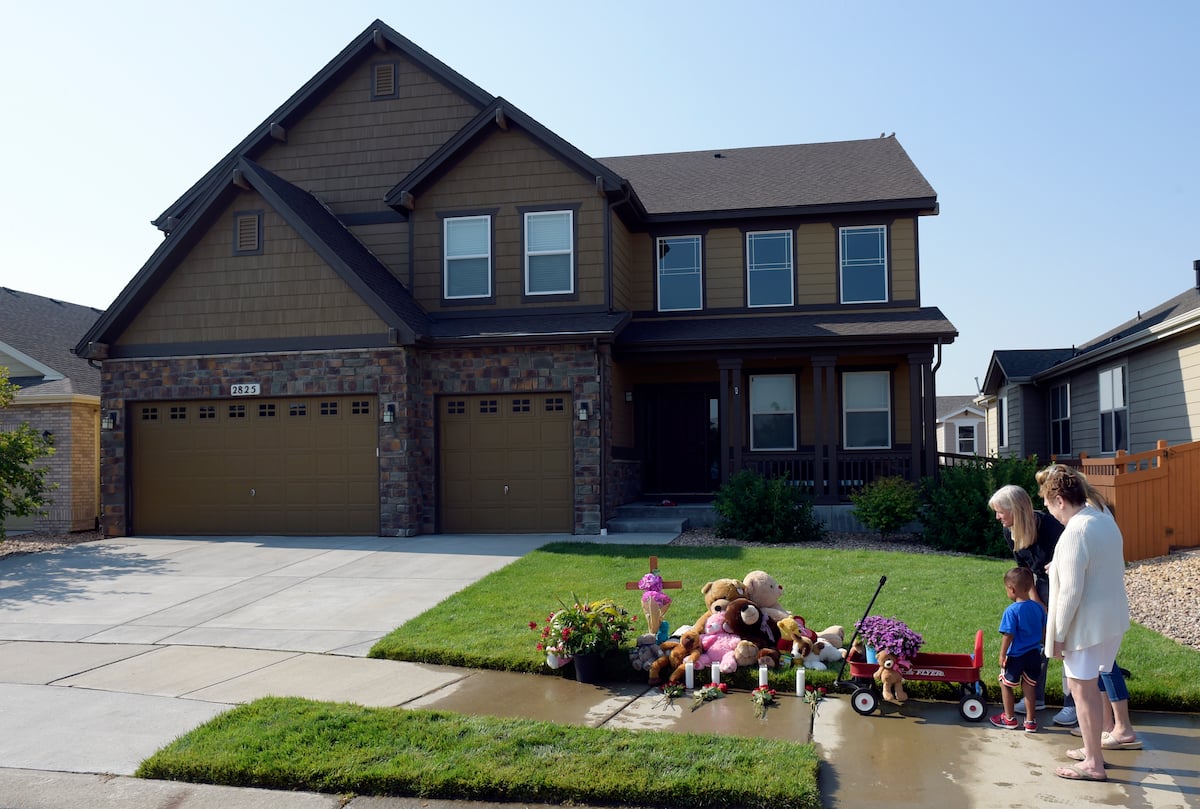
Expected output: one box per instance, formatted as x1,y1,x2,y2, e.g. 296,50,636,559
100,411,116,431
578,401,589,421
383,403,396,424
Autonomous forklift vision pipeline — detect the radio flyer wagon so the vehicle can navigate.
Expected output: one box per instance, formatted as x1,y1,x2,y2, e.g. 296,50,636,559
834,576,989,722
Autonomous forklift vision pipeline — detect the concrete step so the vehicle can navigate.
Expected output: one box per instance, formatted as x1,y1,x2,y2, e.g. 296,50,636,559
611,502,716,529
605,516,690,534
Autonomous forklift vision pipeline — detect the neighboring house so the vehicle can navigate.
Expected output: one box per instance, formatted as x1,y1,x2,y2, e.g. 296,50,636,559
935,395,985,456
0,288,101,533
978,261,1200,461
74,19,958,538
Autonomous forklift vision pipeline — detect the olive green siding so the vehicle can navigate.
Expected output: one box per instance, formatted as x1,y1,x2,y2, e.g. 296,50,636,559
256,55,481,216
609,216,636,311
889,217,917,301
410,129,608,311
348,220,409,276
116,194,387,346
797,222,837,303
626,232,653,310
705,228,745,309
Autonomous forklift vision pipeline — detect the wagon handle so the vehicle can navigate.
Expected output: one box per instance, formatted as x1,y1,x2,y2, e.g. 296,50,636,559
834,575,887,688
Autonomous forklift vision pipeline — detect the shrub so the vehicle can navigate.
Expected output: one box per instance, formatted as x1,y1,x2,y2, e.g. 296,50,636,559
713,470,825,544
849,476,921,537
920,456,1041,556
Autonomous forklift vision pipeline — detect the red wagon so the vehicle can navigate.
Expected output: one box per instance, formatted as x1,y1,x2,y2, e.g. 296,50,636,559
837,628,988,722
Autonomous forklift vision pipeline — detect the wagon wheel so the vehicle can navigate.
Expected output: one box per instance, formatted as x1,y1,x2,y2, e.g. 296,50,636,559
851,686,879,716
958,682,987,722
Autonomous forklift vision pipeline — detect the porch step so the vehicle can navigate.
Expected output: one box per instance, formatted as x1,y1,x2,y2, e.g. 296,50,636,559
606,516,690,534
606,501,717,534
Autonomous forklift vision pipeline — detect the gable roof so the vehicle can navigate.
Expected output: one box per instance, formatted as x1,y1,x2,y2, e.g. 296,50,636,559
980,348,1076,395
597,136,937,220
0,288,101,397
936,395,983,421
151,19,494,234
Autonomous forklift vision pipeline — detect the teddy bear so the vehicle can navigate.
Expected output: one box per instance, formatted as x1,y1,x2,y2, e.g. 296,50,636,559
742,570,790,622
647,627,702,685
686,578,746,636
628,633,664,672
875,649,909,703
720,597,782,667
696,612,744,674
776,615,819,656
811,625,846,667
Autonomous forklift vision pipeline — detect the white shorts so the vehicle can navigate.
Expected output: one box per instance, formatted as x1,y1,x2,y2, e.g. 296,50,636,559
1062,635,1123,681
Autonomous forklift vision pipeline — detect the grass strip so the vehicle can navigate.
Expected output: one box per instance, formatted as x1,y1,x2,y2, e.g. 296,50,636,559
137,697,822,809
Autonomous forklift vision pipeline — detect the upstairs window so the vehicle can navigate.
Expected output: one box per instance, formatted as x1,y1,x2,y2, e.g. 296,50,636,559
747,230,794,307
657,235,702,311
1098,367,1128,454
957,423,976,454
839,225,888,303
843,371,891,449
444,215,491,299
997,395,1007,449
1050,383,1071,457
233,211,262,256
750,374,796,451
524,210,574,295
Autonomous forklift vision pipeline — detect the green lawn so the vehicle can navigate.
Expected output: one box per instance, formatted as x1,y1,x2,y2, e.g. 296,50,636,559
138,541,1198,807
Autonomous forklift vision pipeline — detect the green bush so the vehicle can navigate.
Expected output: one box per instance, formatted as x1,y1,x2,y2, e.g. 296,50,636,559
850,475,921,536
920,456,1041,556
713,470,825,544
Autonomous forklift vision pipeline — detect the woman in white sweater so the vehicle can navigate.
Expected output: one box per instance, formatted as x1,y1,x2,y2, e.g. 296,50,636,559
1037,464,1130,783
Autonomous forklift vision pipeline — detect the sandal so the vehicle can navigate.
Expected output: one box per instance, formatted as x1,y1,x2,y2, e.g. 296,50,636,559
1066,749,1109,767
1056,764,1107,782
1101,732,1142,750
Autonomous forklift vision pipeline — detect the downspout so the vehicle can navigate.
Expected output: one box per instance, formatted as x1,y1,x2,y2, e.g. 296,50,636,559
931,338,943,374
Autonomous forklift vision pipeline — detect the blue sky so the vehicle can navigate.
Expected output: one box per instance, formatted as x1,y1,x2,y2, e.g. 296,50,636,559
2,1,1197,396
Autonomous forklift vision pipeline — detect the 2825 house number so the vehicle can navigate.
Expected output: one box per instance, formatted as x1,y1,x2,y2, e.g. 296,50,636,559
230,384,261,396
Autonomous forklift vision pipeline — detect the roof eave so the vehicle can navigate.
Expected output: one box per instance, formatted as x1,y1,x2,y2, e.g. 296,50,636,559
640,196,938,225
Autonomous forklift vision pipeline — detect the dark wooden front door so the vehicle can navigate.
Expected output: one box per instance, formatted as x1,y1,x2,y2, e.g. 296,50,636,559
637,384,719,495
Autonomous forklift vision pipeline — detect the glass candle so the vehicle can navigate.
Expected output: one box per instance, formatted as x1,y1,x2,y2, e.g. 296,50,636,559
759,664,769,687
796,667,806,695
711,662,720,684
684,659,694,689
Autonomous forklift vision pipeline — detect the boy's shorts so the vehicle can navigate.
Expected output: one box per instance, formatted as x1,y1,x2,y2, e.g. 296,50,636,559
999,648,1042,689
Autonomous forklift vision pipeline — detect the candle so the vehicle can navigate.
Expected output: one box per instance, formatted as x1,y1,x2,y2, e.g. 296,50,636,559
796,667,806,695
684,659,695,689
759,664,769,687
711,662,720,684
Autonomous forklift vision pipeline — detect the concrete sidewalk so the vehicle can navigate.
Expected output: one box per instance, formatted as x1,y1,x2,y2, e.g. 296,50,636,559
1,535,1198,808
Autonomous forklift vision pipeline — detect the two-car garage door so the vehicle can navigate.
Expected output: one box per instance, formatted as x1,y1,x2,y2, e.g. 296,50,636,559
130,395,379,535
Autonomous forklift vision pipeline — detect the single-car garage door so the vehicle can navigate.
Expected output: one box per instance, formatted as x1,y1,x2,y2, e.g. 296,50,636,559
130,395,379,535
440,393,572,533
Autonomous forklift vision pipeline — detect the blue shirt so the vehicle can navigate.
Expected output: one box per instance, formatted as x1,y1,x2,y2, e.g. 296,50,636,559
999,599,1047,658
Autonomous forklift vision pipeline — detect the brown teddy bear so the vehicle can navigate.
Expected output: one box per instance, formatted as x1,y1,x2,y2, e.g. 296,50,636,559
720,597,781,667
647,627,702,685
689,577,746,635
742,570,790,622
875,649,909,702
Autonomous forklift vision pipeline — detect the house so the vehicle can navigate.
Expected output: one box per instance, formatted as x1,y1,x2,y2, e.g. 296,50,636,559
74,20,957,538
1,288,101,533
978,261,1200,461
935,395,985,456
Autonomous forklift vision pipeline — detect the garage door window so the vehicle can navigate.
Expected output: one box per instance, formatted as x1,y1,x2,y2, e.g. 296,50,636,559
289,403,306,417
229,404,246,418
199,406,216,420
141,406,158,421
170,406,187,420
259,403,276,417
352,400,371,415
321,401,339,416
545,397,564,412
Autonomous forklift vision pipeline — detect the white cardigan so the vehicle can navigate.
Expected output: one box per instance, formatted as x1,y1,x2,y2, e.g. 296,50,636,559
1044,504,1130,656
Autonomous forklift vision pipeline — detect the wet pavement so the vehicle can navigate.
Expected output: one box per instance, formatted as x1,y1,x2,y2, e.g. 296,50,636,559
0,534,1197,808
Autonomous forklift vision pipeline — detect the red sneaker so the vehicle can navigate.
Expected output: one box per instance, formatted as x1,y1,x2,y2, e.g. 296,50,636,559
989,713,1020,729
1024,719,1038,733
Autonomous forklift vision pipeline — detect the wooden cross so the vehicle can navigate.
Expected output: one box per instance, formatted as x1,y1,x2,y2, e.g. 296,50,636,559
625,556,683,591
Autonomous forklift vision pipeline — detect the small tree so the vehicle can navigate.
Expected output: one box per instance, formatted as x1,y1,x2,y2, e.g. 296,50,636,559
849,475,921,537
0,367,56,540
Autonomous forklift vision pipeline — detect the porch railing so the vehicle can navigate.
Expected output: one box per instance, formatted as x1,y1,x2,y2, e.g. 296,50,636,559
740,450,912,501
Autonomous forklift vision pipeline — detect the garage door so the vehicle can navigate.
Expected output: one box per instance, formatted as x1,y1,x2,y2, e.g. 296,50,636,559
130,395,379,535
440,393,572,532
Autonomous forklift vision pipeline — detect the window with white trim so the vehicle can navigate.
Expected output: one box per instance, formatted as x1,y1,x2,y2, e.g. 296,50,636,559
997,395,1007,449
957,423,976,454
524,210,573,295
839,225,888,303
749,374,796,451
657,235,702,311
1050,383,1071,456
444,216,491,299
843,371,891,449
746,230,793,307
1098,368,1127,453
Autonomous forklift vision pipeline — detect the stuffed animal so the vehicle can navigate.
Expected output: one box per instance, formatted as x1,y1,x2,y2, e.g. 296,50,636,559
686,578,746,636
628,633,664,672
733,640,762,668
875,649,909,703
647,627,701,685
816,625,845,649
697,613,744,674
742,570,790,622
721,597,782,667
777,615,819,655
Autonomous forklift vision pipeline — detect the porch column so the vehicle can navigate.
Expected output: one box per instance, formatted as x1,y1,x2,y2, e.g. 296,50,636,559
718,358,743,483
812,355,838,502
908,350,934,479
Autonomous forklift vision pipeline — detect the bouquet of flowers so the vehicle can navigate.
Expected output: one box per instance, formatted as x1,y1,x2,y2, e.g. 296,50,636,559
802,684,827,717
532,595,636,666
691,681,728,711
750,685,777,719
854,615,923,661
637,573,672,637
654,681,685,710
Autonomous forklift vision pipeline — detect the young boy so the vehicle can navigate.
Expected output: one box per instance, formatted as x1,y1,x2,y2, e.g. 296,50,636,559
991,566,1047,732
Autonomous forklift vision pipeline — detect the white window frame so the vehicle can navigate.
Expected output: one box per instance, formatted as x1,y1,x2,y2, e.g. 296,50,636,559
746,230,794,307
956,423,976,454
524,210,574,296
656,235,703,312
1098,367,1128,454
997,395,1008,450
749,374,796,451
1050,383,1071,457
443,215,491,299
839,225,889,304
842,371,891,450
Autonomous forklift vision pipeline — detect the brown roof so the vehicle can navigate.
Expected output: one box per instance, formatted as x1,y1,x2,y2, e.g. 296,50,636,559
598,137,936,217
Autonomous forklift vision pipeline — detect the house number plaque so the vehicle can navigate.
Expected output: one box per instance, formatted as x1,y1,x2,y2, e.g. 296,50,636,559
230,383,261,396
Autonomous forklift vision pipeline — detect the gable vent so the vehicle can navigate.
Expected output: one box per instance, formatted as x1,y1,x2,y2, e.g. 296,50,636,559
235,213,260,253
373,63,397,99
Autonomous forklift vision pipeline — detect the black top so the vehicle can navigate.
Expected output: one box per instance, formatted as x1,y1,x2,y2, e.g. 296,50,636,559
1004,510,1064,605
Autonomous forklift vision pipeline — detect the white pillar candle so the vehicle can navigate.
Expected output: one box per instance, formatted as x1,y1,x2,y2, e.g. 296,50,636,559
684,659,695,689
711,662,720,684
759,664,769,687
796,667,806,695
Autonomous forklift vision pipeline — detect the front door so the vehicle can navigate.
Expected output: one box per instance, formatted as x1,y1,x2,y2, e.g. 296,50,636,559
637,384,719,495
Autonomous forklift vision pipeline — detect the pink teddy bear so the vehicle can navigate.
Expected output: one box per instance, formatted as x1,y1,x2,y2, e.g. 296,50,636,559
697,612,743,673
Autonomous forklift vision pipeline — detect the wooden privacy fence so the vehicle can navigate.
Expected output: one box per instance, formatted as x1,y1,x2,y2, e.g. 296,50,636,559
1065,439,1200,562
